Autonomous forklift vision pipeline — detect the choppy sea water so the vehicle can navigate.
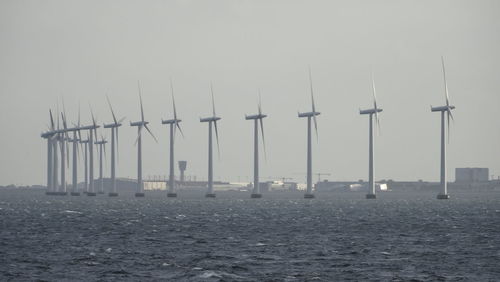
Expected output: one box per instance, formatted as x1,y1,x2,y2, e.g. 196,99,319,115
1,189,499,281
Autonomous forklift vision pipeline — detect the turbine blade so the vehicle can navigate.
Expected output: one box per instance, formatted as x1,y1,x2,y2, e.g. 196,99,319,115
106,94,118,124
211,83,216,117
376,115,381,136
441,56,450,106
90,104,97,128
138,80,145,122
49,109,55,130
144,124,158,143
118,117,126,124
170,78,177,120
371,74,378,110
447,111,451,143
176,122,185,138
258,89,262,115
309,67,316,113
260,118,267,161
116,127,119,162
134,126,143,146
313,115,318,140
214,121,220,158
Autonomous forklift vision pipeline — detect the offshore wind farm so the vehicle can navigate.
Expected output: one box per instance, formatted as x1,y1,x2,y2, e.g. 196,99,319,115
36,60,458,200
1,1,500,281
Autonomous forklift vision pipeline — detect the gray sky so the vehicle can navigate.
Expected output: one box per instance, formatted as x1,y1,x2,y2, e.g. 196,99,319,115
1,0,499,186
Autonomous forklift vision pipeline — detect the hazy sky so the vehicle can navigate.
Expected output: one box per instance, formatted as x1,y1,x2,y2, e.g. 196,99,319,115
1,0,499,186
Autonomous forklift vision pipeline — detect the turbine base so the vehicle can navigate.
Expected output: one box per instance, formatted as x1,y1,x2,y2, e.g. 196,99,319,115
70,192,81,196
437,194,450,200
108,192,119,197
98,191,105,194
135,192,145,197
45,191,57,196
304,193,315,199
366,194,377,199
53,192,68,196
205,193,216,198
167,193,177,198
251,193,262,198
87,192,97,196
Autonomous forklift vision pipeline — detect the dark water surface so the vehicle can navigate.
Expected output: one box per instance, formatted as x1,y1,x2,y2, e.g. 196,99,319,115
1,189,499,281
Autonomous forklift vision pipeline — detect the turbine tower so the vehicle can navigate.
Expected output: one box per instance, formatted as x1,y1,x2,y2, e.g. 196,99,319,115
130,81,158,197
298,69,320,199
80,135,90,194
162,80,184,198
80,107,100,196
68,106,82,196
104,96,124,197
359,75,383,199
59,110,70,196
95,136,107,194
245,92,267,198
431,56,456,200
200,84,221,198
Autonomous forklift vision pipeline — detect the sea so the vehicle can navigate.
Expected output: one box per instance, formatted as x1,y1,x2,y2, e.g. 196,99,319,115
1,189,499,281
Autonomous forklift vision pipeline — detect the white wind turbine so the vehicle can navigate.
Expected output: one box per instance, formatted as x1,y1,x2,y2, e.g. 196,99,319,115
200,84,221,198
359,74,383,199
80,134,90,194
162,80,184,198
245,92,267,198
104,96,125,197
41,109,57,195
298,69,320,199
95,135,107,194
130,81,158,197
79,107,100,196
59,107,71,196
67,105,83,196
431,56,456,200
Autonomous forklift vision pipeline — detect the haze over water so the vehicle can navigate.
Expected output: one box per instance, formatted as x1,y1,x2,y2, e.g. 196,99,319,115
1,189,499,281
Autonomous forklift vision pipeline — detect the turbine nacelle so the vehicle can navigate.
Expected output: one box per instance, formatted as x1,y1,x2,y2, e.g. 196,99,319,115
431,105,455,112
162,118,182,125
359,108,383,115
245,114,267,120
298,111,320,118
200,116,221,123
130,121,149,127
103,123,122,128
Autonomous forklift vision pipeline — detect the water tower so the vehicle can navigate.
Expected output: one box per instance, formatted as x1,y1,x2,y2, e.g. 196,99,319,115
178,161,187,183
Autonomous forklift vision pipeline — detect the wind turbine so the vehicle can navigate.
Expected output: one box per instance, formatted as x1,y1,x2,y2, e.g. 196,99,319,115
41,109,57,195
359,74,383,199
162,80,184,198
431,56,456,200
80,107,100,196
59,108,71,196
52,111,59,195
200,84,221,198
298,69,320,199
104,96,124,197
245,91,267,198
130,81,158,197
95,136,108,194
68,105,82,196
80,134,90,194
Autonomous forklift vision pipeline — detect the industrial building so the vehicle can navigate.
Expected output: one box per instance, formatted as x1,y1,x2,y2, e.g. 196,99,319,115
455,168,489,183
